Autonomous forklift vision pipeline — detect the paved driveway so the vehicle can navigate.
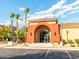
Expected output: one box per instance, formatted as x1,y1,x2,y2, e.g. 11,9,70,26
0,48,79,59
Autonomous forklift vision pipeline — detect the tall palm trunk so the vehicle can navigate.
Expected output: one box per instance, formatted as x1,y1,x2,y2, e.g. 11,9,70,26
21,8,29,45
11,18,13,32
24,14,27,43
15,14,20,44
16,19,18,44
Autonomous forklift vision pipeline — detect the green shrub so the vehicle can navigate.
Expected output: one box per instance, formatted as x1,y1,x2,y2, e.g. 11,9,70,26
68,40,74,44
70,45,75,47
77,45,79,47
62,40,67,45
75,39,79,44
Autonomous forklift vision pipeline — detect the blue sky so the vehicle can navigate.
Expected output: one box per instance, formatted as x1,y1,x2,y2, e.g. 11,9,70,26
0,0,79,27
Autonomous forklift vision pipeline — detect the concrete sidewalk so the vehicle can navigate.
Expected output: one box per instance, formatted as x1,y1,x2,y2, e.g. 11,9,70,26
0,43,79,50
3,46,79,51
0,44,8,47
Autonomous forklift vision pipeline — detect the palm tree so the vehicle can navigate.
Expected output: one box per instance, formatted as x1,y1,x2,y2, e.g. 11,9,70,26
23,8,29,43
9,12,14,32
15,14,20,44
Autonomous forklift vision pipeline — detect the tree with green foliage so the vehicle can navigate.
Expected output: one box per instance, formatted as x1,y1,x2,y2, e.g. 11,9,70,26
18,29,25,43
0,27,16,42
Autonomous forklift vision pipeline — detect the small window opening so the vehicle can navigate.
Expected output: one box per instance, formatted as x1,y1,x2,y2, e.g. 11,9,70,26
30,32,32,36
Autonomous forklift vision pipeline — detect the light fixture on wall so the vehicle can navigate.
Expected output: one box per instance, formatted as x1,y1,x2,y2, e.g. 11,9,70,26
66,30,69,43
54,32,56,36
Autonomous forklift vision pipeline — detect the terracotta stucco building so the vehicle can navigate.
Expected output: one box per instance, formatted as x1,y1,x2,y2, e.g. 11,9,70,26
27,18,79,45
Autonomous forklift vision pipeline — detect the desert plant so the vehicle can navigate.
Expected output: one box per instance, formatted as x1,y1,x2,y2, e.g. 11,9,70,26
68,40,74,44
62,40,67,45
75,39,79,44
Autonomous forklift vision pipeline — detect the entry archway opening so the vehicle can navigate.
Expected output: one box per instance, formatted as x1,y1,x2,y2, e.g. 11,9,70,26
35,25,50,43
40,30,50,43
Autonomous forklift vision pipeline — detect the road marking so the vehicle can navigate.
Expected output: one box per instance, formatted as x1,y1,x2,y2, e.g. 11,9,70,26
45,49,49,57
65,49,72,59
23,50,33,56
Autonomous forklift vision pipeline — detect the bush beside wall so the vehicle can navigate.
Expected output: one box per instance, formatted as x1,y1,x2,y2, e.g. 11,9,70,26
68,40,74,44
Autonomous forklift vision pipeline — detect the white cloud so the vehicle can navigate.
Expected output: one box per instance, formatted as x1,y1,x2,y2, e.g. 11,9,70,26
66,10,79,16
19,8,25,11
47,0,66,13
60,0,79,15
17,0,79,26
35,0,66,14
25,0,79,20
28,0,66,20
55,0,79,18
28,13,55,20
68,0,79,7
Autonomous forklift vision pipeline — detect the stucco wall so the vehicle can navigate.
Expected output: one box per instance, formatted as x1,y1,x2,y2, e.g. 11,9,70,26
27,19,60,43
60,28,79,41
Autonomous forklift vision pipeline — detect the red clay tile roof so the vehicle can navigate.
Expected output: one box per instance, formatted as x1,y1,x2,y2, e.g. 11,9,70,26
60,23,79,28
28,18,79,28
29,18,57,23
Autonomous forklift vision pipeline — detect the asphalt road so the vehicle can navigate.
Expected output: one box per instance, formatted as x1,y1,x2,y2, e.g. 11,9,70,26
0,48,79,59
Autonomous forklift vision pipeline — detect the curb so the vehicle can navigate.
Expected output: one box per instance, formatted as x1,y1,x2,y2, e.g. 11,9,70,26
2,46,79,50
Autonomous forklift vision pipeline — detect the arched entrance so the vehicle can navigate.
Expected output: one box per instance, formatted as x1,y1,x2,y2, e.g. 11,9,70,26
35,25,50,43
27,18,60,44
40,30,50,43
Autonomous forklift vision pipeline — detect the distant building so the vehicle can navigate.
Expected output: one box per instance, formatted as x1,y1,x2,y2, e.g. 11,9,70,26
27,18,79,45
0,24,16,32
60,23,79,42
0,25,4,30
